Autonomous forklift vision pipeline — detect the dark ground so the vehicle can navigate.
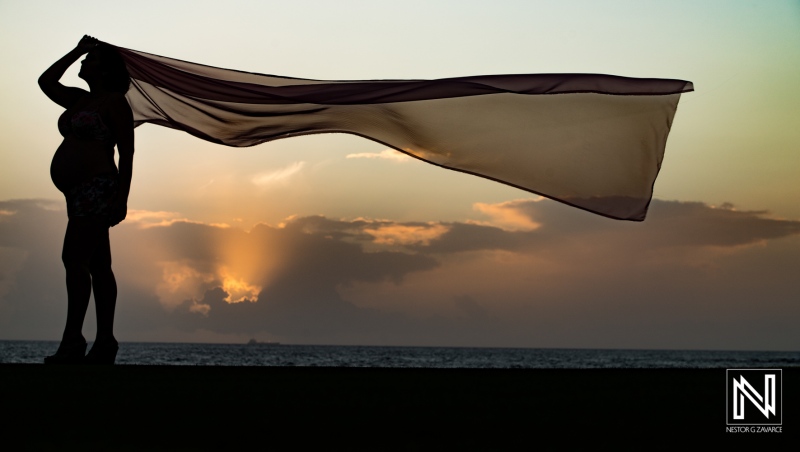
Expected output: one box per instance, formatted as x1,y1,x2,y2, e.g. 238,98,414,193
2,365,796,450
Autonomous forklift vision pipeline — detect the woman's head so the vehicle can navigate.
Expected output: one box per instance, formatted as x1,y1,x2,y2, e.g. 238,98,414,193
79,44,130,94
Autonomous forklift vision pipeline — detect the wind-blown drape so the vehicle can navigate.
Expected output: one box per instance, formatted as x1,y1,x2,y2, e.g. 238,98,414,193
113,44,693,221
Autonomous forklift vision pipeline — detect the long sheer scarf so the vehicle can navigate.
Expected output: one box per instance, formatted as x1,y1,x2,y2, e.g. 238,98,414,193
113,44,692,221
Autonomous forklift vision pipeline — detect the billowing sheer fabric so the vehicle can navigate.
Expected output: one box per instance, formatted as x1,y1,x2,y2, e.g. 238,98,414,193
114,44,693,221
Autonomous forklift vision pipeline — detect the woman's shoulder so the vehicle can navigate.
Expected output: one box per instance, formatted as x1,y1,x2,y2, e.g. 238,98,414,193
101,92,131,110
87,93,130,118
60,88,92,110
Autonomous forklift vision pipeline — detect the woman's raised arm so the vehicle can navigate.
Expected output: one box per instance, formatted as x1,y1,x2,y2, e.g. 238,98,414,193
38,35,98,108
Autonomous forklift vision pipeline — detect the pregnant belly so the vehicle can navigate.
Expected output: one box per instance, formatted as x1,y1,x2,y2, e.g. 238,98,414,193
51,139,117,193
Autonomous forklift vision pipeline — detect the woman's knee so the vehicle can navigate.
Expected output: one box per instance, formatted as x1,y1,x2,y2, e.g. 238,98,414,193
89,258,113,275
62,247,90,271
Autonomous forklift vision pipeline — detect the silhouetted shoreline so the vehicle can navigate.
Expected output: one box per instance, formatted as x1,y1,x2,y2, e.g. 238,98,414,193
4,364,796,448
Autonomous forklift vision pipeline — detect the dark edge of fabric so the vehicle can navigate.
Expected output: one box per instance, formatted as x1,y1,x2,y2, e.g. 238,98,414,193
115,46,693,106
112,44,695,90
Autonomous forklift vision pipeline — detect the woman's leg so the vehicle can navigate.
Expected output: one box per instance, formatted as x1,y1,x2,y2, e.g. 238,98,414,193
61,217,110,342
89,225,117,344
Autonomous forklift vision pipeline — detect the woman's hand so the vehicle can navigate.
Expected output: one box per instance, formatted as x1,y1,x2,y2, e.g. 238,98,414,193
76,35,100,54
108,196,128,227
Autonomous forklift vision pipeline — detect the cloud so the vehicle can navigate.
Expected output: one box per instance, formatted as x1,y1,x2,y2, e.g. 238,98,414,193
1,198,799,349
423,199,800,254
155,260,217,309
218,267,262,303
125,209,187,228
472,199,542,231
364,223,450,246
251,161,306,186
346,149,411,162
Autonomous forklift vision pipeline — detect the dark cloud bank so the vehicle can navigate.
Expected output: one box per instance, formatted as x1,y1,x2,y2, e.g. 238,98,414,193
1,198,798,349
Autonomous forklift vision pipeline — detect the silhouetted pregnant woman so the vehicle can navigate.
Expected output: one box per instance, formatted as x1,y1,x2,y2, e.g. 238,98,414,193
39,36,134,364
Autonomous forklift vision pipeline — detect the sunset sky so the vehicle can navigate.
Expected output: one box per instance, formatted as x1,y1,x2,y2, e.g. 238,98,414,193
1,0,798,349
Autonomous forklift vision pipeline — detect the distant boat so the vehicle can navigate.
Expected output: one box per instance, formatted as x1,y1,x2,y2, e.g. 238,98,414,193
246,339,281,346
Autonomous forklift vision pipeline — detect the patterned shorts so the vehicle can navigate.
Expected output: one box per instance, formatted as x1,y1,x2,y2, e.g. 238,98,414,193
65,175,118,218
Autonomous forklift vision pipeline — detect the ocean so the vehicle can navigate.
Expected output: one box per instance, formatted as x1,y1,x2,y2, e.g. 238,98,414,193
2,340,798,368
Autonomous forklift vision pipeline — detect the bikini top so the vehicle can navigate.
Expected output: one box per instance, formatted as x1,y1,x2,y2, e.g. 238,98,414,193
58,98,114,143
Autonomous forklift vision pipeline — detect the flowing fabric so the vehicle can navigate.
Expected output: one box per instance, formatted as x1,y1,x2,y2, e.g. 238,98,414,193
113,44,693,221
